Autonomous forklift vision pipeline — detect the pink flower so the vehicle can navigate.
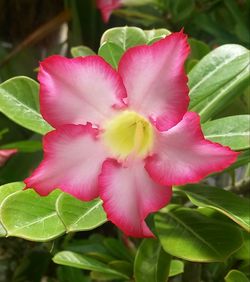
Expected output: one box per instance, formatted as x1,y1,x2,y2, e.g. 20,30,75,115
96,0,122,23
24,32,238,237
0,149,17,167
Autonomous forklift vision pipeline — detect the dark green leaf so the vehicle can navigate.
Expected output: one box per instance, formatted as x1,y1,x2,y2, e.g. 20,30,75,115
175,185,250,232
155,206,243,262
134,238,171,282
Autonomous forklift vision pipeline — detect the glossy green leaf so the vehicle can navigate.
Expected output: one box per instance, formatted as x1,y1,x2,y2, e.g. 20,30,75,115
53,251,129,279
202,115,250,150
134,238,171,282
56,193,106,232
188,45,250,122
175,185,250,232
0,76,52,134
98,42,124,69
70,46,95,57
155,206,243,262
100,26,147,50
1,189,65,241
169,260,184,277
0,140,42,152
225,270,249,282
234,231,250,260
0,182,24,237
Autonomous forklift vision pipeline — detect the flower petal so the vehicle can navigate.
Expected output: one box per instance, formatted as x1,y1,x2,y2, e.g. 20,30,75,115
99,159,172,237
24,124,107,201
39,55,127,128
0,149,17,167
145,112,239,186
96,0,122,23
118,31,190,131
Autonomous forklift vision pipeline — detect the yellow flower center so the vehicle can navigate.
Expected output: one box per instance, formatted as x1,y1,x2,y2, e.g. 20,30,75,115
103,111,154,159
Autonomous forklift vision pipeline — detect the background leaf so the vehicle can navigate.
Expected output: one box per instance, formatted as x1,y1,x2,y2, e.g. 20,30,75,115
202,115,250,151
0,76,52,134
56,193,106,232
175,185,250,232
188,45,250,122
134,238,171,282
155,206,243,262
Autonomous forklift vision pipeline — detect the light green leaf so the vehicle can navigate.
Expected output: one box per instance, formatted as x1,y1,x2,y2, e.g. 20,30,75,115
202,115,250,150
169,260,184,277
56,193,106,232
175,185,250,232
155,206,243,262
100,26,147,50
0,140,42,153
134,238,171,282
0,182,24,237
225,270,249,282
53,251,129,279
1,189,65,241
144,28,170,44
0,76,52,134
70,46,95,57
98,42,124,69
188,45,250,122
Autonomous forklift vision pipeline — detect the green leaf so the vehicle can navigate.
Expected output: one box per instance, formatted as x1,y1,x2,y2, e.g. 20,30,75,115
98,42,124,69
1,189,65,241
224,150,250,172
144,28,170,44
225,270,249,282
234,231,250,260
188,38,210,60
188,45,250,122
0,76,52,134
70,46,95,57
134,238,171,282
53,251,129,279
202,115,250,151
56,193,106,232
169,260,184,277
155,206,243,262
100,26,147,50
0,182,24,237
103,238,134,262
175,185,250,232
0,140,42,153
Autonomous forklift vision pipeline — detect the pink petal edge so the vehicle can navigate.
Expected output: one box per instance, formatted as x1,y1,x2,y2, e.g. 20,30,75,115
99,159,172,237
145,112,239,186
39,55,127,128
118,31,190,131
24,123,108,201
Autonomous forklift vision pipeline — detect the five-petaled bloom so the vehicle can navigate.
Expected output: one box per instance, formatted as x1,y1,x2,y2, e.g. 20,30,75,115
24,32,238,237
